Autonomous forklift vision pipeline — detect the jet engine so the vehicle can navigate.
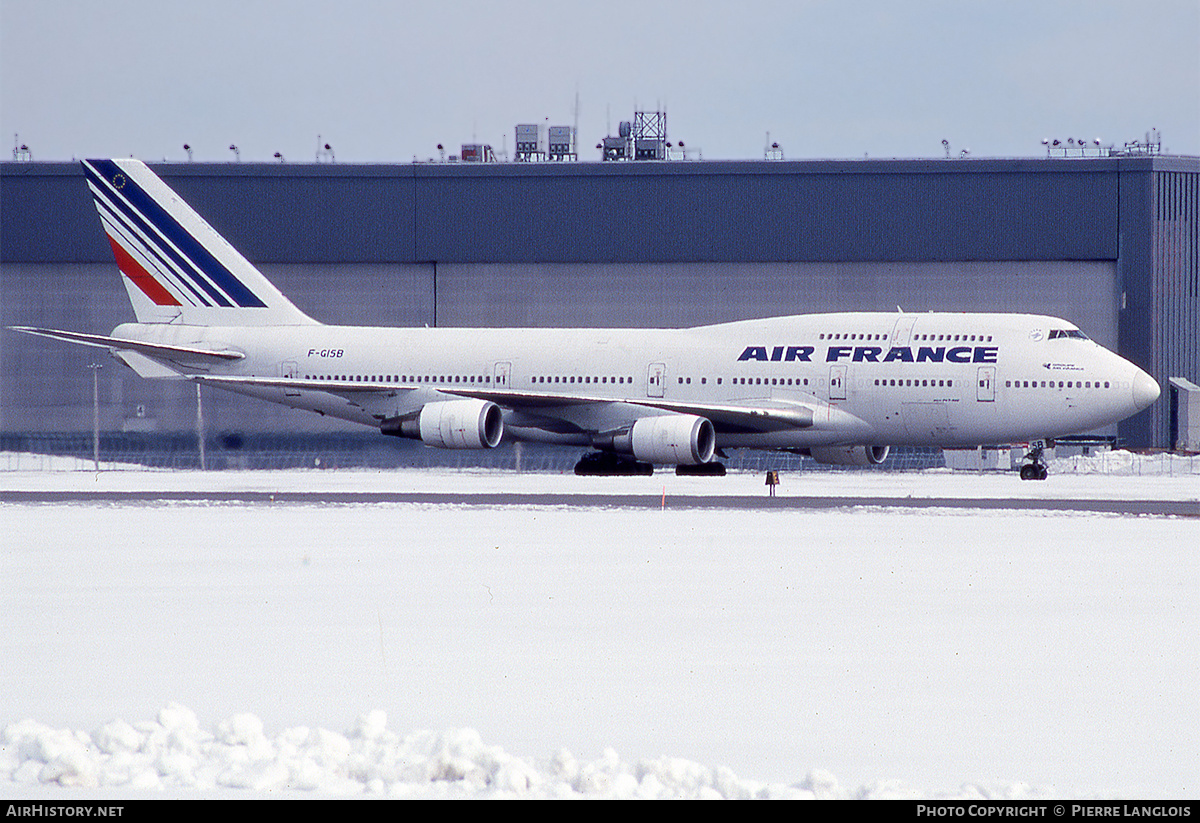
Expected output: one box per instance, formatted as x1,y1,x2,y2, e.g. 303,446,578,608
604,414,716,465
809,445,890,466
382,399,503,449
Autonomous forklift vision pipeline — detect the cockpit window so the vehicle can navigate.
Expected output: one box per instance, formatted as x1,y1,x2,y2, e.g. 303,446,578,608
1049,329,1088,340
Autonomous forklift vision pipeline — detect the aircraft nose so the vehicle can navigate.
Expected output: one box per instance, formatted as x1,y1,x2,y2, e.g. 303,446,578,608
1132,369,1160,412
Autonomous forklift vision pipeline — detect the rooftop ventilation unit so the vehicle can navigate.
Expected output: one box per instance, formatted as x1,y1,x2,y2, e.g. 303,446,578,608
515,124,546,161
600,113,668,161
547,126,576,161
460,144,495,162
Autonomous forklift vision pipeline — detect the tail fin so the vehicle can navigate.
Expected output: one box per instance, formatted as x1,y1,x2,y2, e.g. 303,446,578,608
81,159,318,326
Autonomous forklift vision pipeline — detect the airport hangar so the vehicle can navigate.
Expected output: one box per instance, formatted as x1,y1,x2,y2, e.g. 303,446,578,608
1,154,1197,453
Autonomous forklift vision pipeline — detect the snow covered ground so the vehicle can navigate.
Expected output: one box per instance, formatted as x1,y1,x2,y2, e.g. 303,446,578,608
1,453,1196,799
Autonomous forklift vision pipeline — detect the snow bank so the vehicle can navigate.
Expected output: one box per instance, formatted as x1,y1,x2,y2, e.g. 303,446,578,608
1048,450,1200,476
0,452,156,473
0,704,805,798
3,452,1194,800
1,705,1057,799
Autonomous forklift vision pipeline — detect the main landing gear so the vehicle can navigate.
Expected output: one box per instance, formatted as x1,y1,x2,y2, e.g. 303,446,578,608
675,462,727,476
1019,440,1050,481
574,451,653,476
572,451,728,476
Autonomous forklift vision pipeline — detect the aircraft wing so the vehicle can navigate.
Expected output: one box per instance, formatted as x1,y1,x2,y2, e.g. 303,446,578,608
194,374,403,392
9,326,245,363
194,375,815,434
454,387,815,433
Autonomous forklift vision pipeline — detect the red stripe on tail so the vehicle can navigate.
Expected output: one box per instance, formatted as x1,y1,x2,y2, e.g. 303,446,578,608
106,235,181,306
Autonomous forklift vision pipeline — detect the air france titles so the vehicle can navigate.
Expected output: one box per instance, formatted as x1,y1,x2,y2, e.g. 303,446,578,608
737,345,999,364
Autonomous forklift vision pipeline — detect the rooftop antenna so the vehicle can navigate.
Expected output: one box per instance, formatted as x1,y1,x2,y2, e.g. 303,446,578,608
183,143,193,162
573,89,580,156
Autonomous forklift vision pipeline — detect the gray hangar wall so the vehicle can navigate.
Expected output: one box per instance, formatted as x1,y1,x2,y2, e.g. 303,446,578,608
2,156,1196,448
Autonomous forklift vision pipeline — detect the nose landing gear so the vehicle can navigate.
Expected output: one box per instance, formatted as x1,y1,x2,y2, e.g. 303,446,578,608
1019,440,1050,480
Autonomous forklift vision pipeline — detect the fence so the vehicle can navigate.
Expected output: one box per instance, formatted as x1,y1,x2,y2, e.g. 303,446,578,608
2,432,949,473
3,432,1195,475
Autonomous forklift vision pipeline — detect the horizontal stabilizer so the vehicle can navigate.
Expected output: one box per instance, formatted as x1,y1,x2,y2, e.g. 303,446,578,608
9,326,245,362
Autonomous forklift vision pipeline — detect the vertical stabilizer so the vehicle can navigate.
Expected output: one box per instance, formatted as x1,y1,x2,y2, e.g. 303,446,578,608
81,159,318,326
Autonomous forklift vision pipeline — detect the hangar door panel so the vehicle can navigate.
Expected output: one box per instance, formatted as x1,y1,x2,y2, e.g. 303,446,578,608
434,261,1118,348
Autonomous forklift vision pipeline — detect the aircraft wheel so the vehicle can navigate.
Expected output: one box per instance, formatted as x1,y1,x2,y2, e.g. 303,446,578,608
574,451,654,476
675,462,726,476
1020,464,1048,480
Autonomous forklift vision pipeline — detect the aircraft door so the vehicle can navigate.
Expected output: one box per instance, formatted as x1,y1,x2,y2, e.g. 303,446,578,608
647,363,666,398
829,365,847,401
891,316,918,346
280,360,301,396
494,361,512,388
976,366,996,402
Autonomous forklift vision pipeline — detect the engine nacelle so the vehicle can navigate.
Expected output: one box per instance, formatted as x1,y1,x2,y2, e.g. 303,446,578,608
608,414,716,465
383,399,503,449
809,445,890,466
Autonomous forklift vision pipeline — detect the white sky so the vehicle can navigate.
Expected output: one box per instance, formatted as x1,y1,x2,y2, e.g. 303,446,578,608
2,0,1197,163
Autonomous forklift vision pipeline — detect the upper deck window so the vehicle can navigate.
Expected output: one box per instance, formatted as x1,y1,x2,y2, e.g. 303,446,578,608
1049,329,1088,340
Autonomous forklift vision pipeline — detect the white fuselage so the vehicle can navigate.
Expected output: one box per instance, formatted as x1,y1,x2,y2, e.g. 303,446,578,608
112,311,1158,452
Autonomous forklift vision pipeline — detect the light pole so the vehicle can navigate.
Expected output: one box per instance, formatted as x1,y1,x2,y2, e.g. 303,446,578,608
196,382,206,471
88,362,102,471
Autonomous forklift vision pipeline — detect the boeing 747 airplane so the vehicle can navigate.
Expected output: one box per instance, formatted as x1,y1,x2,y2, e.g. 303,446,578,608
12,159,1161,478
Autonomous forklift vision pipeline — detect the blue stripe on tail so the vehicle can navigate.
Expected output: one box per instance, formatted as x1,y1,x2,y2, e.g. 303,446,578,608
83,160,267,309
